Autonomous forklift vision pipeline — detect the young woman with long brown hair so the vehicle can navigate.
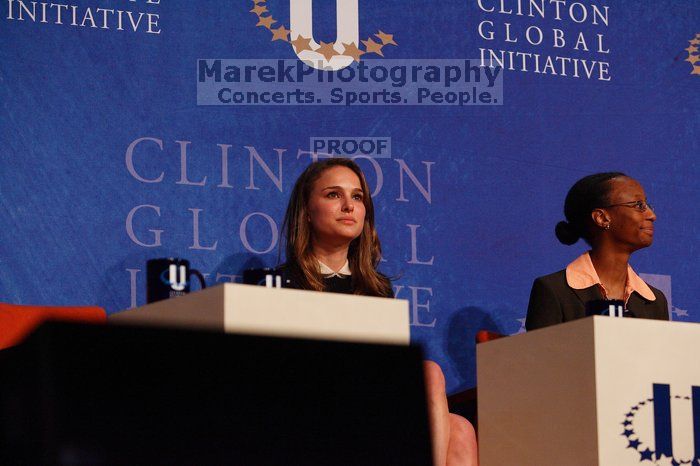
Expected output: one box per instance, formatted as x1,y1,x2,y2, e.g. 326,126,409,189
278,158,393,297
278,158,478,466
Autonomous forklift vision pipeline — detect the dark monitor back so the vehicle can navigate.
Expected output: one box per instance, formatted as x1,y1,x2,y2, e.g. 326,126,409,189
0,322,432,465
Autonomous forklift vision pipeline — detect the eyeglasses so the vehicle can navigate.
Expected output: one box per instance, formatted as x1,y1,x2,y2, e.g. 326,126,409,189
602,200,654,212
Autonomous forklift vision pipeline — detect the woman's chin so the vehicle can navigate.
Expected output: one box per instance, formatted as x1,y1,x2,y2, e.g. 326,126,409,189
631,239,653,251
316,231,362,246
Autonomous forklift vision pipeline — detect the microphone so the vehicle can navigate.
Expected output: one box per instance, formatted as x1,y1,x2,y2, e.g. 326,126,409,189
243,268,283,289
585,299,636,318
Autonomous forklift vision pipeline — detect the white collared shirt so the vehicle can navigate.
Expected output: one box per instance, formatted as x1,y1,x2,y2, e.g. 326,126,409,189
317,259,352,278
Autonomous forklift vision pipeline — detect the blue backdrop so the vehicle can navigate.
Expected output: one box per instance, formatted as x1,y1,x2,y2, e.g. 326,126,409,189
2,0,698,393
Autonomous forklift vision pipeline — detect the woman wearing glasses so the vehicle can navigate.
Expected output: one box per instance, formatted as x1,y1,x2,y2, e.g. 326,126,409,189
526,172,669,330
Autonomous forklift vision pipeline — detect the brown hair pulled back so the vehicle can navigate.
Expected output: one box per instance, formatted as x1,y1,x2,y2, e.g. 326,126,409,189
556,172,627,246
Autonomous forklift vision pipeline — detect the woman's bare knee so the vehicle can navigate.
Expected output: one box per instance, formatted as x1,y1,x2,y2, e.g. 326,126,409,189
447,414,478,466
423,360,446,394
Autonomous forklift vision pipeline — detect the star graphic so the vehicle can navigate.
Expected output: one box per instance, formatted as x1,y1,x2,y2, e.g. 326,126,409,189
622,428,634,437
249,1,398,64
341,42,364,62
639,448,653,461
622,420,632,427
626,411,635,417
691,39,700,45
250,4,268,15
639,401,646,405
686,45,698,54
362,37,384,56
375,30,397,46
692,65,700,75
256,15,276,29
271,25,290,42
632,406,639,411
291,35,312,53
627,438,641,449
316,41,337,61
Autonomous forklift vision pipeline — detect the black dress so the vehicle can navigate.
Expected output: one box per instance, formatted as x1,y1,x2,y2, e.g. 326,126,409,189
276,263,392,297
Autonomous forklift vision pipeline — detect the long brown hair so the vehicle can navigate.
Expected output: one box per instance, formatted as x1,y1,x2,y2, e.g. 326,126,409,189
281,158,392,297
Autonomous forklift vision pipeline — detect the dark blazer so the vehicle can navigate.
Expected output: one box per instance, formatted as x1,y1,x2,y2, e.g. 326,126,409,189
525,270,669,331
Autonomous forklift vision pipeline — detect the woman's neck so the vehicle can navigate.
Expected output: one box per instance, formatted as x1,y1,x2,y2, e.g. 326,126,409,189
589,247,630,299
312,242,350,272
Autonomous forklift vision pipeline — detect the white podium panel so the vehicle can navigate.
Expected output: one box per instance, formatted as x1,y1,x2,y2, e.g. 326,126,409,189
109,284,409,345
477,317,700,466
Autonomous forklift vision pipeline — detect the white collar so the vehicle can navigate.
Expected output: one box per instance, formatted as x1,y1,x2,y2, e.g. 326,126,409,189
318,259,352,277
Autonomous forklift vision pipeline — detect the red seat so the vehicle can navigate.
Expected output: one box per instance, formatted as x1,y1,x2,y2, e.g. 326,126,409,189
0,303,106,350
475,330,505,344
